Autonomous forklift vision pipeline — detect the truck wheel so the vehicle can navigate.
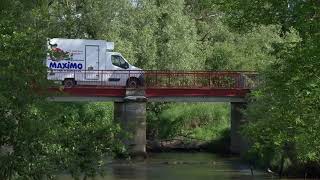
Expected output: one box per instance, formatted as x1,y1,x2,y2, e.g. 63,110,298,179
64,79,75,88
127,78,139,88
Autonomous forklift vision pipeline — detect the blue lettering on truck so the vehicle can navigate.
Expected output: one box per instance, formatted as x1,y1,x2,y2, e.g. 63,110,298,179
49,62,83,70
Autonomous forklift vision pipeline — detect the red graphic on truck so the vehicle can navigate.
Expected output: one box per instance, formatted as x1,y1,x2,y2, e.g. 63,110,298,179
48,42,72,61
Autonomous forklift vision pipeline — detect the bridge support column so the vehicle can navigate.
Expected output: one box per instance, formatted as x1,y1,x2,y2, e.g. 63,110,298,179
114,91,147,157
230,102,249,154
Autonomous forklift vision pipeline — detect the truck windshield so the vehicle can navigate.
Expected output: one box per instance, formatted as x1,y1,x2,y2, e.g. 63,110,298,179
111,55,129,69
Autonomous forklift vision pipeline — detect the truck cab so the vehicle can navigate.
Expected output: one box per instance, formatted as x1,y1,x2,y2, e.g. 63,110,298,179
46,38,143,88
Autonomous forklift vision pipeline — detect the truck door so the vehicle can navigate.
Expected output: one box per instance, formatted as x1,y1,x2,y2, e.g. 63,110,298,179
109,55,130,86
85,45,100,80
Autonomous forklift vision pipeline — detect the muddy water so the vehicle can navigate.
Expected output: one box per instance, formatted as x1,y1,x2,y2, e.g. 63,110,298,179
57,152,284,180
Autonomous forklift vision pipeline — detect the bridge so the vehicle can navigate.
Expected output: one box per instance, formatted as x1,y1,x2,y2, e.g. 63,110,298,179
49,70,257,101
48,70,258,156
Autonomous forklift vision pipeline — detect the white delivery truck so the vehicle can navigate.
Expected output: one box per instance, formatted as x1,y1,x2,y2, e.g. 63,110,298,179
46,38,143,88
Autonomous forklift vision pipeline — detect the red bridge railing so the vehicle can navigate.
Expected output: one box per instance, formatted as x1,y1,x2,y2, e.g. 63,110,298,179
48,70,258,89
144,71,257,89
47,70,258,98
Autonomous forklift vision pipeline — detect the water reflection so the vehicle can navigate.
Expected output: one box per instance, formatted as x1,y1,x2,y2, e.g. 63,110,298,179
111,163,147,180
58,152,276,180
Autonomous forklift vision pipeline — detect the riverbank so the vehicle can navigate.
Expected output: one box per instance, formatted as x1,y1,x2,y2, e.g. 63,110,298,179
147,129,231,154
147,137,229,154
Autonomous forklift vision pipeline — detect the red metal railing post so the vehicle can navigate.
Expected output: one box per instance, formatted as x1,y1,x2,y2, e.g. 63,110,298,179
209,72,212,88
129,70,131,88
168,71,171,87
100,70,102,86
193,72,196,87
155,71,158,88
238,73,241,89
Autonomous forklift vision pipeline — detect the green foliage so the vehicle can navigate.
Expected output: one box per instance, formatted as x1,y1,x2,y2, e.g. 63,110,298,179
186,2,302,71
154,0,199,70
244,40,320,170
186,0,320,175
218,0,320,36
0,5,49,176
203,25,296,71
39,102,122,178
0,1,48,105
147,103,229,141
235,0,320,176
146,102,169,140
0,1,122,179
0,101,122,179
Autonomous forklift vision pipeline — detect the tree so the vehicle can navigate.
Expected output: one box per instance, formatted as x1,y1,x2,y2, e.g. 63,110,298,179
185,0,301,71
0,1,122,179
153,0,199,70
243,40,320,175
234,0,320,176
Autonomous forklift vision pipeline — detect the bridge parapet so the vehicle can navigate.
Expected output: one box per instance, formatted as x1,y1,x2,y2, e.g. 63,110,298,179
48,70,258,89
144,71,258,89
48,70,258,102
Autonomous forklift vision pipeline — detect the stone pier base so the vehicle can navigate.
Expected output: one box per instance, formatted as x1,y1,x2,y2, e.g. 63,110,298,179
230,102,249,154
114,93,147,157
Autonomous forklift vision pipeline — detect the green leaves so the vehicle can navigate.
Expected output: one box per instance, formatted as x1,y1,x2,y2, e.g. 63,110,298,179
0,1,123,179
148,103,230,141
242,14,320,179
208,0,320,174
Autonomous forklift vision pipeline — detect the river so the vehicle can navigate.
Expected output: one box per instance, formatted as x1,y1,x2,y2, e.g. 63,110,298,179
57,152,287,180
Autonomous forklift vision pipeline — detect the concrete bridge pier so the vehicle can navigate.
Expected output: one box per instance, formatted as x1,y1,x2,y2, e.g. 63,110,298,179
230,102,249,154
114,90,147,157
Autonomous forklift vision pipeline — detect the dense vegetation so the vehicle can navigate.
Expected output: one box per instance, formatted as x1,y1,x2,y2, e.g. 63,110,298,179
147,103,229,141
232,1,320,177
0,0,319,179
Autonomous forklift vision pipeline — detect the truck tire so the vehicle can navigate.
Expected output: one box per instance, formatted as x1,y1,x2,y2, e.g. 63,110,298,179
127,78,140,88
63,79,75,88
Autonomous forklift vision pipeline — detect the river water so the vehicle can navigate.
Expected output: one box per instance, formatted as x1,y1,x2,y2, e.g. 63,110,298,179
58,152,277,180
